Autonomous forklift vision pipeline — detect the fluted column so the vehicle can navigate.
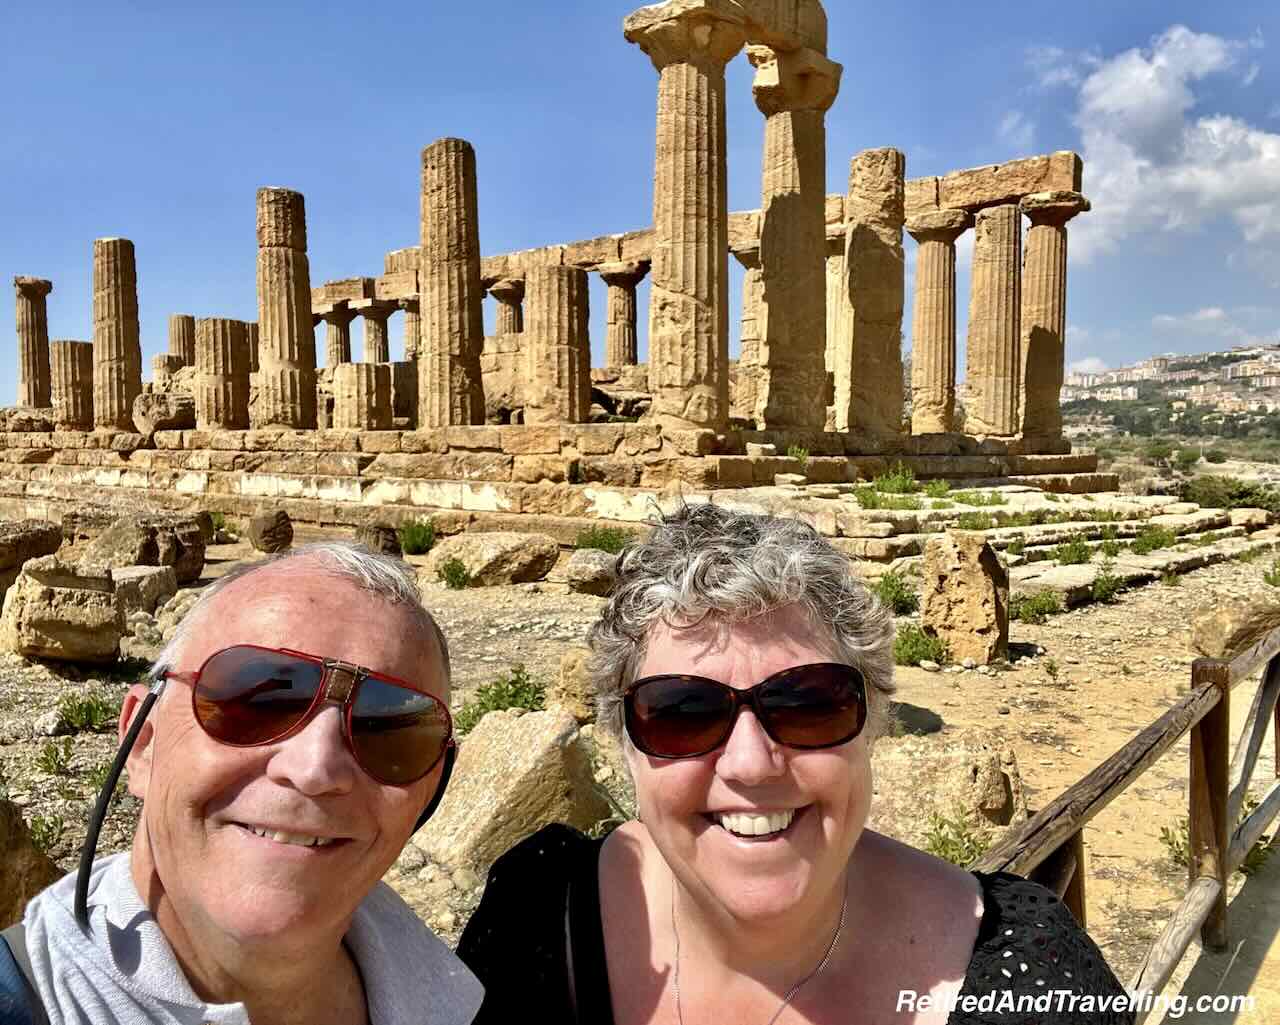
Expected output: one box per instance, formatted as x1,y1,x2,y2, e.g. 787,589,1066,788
824,239,844,383
14,277,53,408
50,340,93,429
488,278,525,336
748,44,840,430
731,247,763,423
255,187,317,428
362,310,390,363
322,305,357,367
1020,190,1090,448
523,265,591,425
836,148,906,437
597,261,649,366
195,318,250,429
333,362,392,430
91,238,143,429
625,3,747,430
246,321,260,374
168,313,196,367
398,298,421,360
965,204,1022,436
906,209,971,434
419,137,486,427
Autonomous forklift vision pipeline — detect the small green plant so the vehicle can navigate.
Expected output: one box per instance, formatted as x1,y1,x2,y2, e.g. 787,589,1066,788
1205,449,1228,464
35,737,73,776
575,526,635,554
86,759,127,806
1163,797,1276,877
1099,539,1123,558
58,690,119,733
924,807,992,866
853,487,922,511
1120,663,1133,676
1238,547,1263,564
398,518,436,555
1265,560,1280,588
1091,561,1124,603
1053,537,1093,566
893,624,948,666
951,490,1008,508
1006,539,1026,556
453,664,545,735
1009,590,1062,625
437,557,472,590
1161,571,1182,587
1160,819,1191,868
1044,658,1059,680
27,813,65,855
1175,448,1200,473
955,512,996,531
786,444,810,470
923,479,951,498
871,571,919,615
209,511,228,532
1130,525,1177,555
1100,524,1119,541
931,499,955,510
873,462,919,494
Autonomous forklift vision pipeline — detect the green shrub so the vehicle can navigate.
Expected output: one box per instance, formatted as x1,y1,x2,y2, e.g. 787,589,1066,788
931,499,955,510
1238,546,1263,564
1099,540,1123,558
575,526,634,554
1160,571,1182,587
1045,492,1062,503
398,519,436,555
36,738,73,776
58,690,119,733
1053,537,1093,566
1006,539,1026,556
871,571,919,615
437,558,472,590
951,490,1007,507
1162,797,1276,877
1091,561,1124,603
955,512,995,531
924,807,992,866
27,814,65,855
894,624,948,666
786,445,810,470
209,511,228,532
1009,590,1062,624
923,479,951,498
873,462,919,494
853,487,921,511
1265,560,1280,588
1205,449,1228,464
1143,439,1174,465
1174,448,1200,473
453,664,545,735
1130,525,1177,555
1179,475,1280,515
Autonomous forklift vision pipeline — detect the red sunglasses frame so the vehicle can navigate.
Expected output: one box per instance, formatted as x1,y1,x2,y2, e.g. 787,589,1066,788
163,643,456,787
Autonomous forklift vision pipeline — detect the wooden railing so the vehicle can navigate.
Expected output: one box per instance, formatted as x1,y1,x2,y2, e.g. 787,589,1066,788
972,630,1280,1019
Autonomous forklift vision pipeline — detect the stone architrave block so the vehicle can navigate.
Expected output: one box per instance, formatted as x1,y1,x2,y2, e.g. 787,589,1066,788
420,532,558,587
0,555,123,663
920,531,1008,665
938,152,1082,213
80,515,206,584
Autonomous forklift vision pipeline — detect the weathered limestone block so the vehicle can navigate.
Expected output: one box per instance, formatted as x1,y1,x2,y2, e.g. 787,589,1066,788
133,392,196,435
411,707,609,872
524,266,592,425
387,361,418,424
906,209,971,434
0,520,62,602
421,532,558,586
92,238,143,430
0,555,123,662
15,276,53,409
419,138,486,427
80,514,206,584
549,646,595,723
938,152,1082,213
0,407,55,433
1192,597,1280,659
255,187,317,429
836,148,905,437
152,354,186,392
564,548,617,596
168,313,196,366
385,247,421,274
0,799,63,929
965,205,1021,436
354,524,402,556
248,509,294,553
597,261,649,367
195,318,251,429
49,340,94,430
333,362,392,430
920,531,1008,665
113,564,178,618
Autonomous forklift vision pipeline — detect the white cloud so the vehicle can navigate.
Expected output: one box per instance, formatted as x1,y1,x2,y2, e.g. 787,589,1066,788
1152,305,1278,345
997,110,1035,151
1244,63,1261,86
1068,356,1109,375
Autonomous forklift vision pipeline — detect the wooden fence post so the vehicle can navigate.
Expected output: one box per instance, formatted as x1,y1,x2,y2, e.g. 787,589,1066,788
1188,659,1231,951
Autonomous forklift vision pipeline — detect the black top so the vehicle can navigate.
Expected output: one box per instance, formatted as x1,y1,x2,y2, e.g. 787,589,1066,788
458,824,1134,1025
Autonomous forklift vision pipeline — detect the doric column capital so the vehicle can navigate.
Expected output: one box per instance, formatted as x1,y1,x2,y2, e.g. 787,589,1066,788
625,0,747,73
906,208,973,245
597,260,651,288
319,302,357,327
747,44,842,116
397,296,421,315
1020,190,1091,227
14,276,53,298
731,246,761,270
487,277,525,304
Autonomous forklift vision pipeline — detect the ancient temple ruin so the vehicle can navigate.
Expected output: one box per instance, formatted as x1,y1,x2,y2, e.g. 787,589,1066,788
3,0,1104,538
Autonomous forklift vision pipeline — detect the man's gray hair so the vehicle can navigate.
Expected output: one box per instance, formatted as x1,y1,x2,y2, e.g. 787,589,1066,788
155,541,450,684
588,503,896,741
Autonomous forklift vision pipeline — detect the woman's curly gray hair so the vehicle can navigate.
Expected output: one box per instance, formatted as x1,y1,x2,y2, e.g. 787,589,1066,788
588,502,896,742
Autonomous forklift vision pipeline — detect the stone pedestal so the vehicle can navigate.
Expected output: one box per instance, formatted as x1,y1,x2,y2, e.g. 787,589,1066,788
523,266,591,425
906,209,971,435
14,277,53,409
836,148,906,437
168,314,196,367
966,204,1022,437
626,2,747,430
399,298,421,361
363,310,390,364
92,238,143,429
50,341,93,430
333,362,392,430
255,187,317,428
195,318,250,429
323,305,357,367
1020,190,1089,449
488,278,525,336
597,261,649,366
419,137,486,427
749,44,840,430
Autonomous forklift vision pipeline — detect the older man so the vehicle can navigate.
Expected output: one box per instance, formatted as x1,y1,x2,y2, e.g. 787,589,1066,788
6,542,481,1025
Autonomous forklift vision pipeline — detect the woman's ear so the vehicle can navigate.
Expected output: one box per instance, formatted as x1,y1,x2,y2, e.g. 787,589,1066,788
118,683,156,800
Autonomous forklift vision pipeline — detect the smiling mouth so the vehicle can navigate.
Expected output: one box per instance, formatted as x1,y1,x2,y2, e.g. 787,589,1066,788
708,807,804,840
236,824,342,848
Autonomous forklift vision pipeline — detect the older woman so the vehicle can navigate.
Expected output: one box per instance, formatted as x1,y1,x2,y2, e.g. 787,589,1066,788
459,504,1131,1024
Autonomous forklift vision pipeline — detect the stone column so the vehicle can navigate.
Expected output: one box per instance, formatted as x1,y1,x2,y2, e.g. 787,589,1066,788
748,44,841,430
835,148,906,437
246,321,260,374
50,340,93,429
255,187,317,428
399,298,421,361
388,361,418,423
488,278,525,336
362,310,390,364
168,314,196,367
195,318,251,429
14,277,53,408
91,238,143,430
597,261,649,366
333,362,392,430
731,247,763,423
824,239,844,384
321,305,356,367
523,265,591,425
152,354,185,390
625,2,747,430
906,209,971,434
418,137,486,427
965,204,1022,436
1020,190,1090,448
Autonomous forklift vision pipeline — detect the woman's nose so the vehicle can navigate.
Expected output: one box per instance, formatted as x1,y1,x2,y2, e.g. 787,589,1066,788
714,706,786,785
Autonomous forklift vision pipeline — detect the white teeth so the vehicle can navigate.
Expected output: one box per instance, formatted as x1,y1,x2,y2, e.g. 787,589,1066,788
714,809,796,837
245,825,334,848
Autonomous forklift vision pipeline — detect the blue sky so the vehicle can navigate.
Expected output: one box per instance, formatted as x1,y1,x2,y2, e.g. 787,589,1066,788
2,1,1278,405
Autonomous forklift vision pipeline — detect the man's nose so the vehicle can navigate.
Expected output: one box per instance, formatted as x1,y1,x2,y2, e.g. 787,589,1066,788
714,706,786,785
266,704,359,795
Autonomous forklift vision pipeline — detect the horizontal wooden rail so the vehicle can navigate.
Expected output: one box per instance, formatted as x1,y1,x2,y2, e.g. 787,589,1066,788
1129,876,1223,1023
1228,776,1280,872
1227,660,1280,824
1228,628,1280,687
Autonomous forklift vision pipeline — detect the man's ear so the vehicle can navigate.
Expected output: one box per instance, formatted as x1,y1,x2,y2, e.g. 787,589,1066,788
118,683,156,800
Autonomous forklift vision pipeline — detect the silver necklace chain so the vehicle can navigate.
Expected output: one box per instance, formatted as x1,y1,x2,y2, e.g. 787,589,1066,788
670,875,848,1025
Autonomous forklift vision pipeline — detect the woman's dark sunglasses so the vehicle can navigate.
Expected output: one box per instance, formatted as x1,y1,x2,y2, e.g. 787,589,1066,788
623,662,867,759
164,644,455,786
